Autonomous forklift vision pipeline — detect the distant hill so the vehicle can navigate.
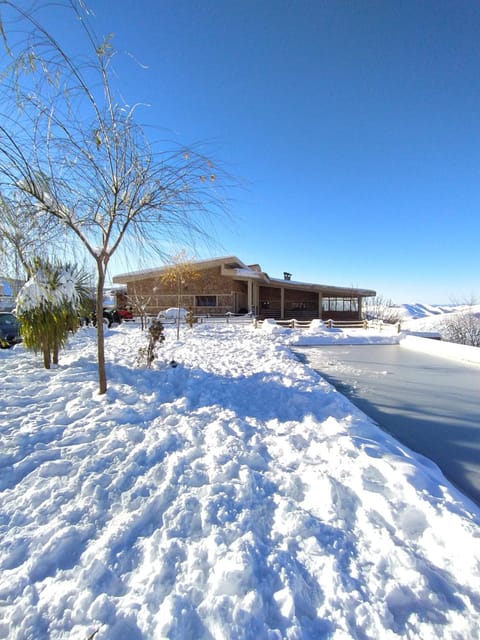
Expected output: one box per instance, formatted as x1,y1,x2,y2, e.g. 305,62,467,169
396,303,456,320
395,303,480,334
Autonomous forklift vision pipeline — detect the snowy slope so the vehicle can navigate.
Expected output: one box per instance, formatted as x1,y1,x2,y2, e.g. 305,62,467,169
399,303,480,335
395,303,457,320
1,323,480,640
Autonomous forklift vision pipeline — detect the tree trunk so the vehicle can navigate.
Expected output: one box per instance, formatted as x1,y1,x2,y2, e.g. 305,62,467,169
176,278,181,340
43,344,51,369
53,328,59,365
96,262,107,394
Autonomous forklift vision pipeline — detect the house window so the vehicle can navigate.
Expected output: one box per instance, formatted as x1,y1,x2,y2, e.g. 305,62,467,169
195,295,217,307
322,297,358,312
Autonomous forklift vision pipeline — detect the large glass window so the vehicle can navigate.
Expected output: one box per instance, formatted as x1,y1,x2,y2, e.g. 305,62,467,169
322,297,359,312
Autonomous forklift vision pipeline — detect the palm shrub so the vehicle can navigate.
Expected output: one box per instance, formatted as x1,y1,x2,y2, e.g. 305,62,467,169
16,259,90,368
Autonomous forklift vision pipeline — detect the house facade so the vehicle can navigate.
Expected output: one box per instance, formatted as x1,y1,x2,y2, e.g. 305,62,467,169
112,256,376,321
0,277,24,311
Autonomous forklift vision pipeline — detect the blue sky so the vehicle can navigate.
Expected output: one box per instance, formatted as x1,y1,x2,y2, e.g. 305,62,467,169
73,2,480,302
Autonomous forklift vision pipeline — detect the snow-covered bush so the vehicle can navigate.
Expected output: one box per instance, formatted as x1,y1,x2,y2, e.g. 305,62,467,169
441,307,480,347
16,259,89,368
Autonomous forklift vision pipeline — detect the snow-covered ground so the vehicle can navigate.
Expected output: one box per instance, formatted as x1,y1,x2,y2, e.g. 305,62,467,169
1,321,480,640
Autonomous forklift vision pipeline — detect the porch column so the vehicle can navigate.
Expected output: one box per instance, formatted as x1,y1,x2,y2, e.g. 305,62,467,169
280,287,285,320
247,280,253,314
358,296,362,320
318,292,323,319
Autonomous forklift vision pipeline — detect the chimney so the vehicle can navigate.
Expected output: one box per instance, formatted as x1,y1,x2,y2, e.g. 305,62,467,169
283,272,292,281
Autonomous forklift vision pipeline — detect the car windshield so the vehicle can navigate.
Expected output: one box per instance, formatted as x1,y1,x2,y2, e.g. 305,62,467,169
0,314,18,327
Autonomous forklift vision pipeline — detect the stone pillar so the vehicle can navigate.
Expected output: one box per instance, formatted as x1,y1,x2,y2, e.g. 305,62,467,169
248,280,259,316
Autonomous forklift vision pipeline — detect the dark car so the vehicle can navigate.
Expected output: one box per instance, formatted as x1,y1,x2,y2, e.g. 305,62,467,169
0,312,21,348
90,308,122,328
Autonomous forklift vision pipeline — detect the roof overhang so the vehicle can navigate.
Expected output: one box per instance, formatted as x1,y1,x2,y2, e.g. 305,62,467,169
265,277,376,297
112,256,249,284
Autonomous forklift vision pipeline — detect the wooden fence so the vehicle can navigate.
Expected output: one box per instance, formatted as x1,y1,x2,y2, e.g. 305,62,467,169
254,318,399,331
148,315,399,332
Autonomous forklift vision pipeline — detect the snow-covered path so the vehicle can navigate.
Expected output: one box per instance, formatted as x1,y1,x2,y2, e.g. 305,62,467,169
1,323,480,639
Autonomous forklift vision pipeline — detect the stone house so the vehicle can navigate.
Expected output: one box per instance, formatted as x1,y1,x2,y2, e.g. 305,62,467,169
112,256,376,321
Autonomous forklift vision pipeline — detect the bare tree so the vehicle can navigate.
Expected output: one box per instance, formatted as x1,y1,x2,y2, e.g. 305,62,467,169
0,1,229,393
160,251,200,339
0,193,65,280
362,295,400,324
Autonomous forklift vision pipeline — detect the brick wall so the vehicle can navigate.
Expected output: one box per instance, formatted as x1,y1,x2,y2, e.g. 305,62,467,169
125,266,248,315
